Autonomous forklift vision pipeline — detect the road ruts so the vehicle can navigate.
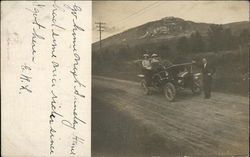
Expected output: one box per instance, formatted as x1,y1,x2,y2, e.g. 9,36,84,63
92,75,249,156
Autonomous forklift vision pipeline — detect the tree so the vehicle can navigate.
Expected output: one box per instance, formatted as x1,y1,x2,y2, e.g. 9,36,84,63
207,24,224,51
117,46,130,60
223,28,235,49
239,29,249,45
207,24,236,51
189,31,205,53
177,36,190,54
159,44,170,58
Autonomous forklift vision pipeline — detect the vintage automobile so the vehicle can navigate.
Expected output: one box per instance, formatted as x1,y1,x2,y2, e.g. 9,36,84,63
138,62,201,101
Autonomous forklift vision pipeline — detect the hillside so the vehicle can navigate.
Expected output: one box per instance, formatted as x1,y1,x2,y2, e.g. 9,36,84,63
92,17,248,51
92,17,249,95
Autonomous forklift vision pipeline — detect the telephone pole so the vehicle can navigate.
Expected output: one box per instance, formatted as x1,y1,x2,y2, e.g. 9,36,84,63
95,22,105,50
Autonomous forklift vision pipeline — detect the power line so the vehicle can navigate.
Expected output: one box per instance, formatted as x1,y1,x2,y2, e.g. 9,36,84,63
114,2,161,26
95,22,105,50
115,2,160,25
94,2,162,43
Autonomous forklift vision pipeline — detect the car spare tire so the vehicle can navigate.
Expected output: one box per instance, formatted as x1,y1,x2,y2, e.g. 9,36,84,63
163,82,176,101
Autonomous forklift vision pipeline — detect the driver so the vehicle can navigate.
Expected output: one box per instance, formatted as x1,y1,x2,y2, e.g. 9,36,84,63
141,54,152,85
151,53,160,63
151,53,163,72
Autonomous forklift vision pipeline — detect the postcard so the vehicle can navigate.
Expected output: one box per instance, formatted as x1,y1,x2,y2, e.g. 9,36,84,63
1,1,249,157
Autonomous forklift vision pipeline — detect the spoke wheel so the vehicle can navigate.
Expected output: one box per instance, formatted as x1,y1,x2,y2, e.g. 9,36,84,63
163,82,176,101
141,79,150,95
191,82,201,95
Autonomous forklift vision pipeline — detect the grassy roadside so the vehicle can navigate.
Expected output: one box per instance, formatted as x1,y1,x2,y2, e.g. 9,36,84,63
93,49,249,97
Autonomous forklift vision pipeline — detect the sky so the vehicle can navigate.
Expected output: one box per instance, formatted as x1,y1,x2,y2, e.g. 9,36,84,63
93,1,249,42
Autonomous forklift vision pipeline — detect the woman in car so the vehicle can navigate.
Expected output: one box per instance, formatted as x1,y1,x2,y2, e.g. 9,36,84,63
141,53,152,85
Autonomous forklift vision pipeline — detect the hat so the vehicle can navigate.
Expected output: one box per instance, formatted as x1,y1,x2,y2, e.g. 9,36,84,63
151,53,158,57
143,54,149,57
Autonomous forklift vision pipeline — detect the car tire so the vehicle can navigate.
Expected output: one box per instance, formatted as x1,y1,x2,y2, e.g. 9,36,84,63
191,82,201,95
141,79,150,95
163,82,176,101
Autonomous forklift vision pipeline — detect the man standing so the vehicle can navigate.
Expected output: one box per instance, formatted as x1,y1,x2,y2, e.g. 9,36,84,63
202,58,215,99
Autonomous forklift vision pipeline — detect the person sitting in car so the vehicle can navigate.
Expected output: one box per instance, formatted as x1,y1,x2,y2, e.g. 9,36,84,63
151,53,160,63
151,53,163,72
141,53,152,85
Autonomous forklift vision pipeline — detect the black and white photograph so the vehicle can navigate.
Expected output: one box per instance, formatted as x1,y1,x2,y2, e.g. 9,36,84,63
92,1,249,157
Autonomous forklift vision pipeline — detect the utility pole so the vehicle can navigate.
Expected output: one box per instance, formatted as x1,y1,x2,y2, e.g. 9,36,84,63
95,22,105,50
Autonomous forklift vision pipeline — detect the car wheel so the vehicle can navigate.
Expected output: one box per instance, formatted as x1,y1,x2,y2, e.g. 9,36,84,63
191,82,201,94
163,82,176,101
141,79,150,95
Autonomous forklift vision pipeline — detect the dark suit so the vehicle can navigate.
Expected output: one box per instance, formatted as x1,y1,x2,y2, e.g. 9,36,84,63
202,62,215,98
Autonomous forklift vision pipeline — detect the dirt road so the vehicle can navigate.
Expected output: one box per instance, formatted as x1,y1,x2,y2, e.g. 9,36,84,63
92,76,249,156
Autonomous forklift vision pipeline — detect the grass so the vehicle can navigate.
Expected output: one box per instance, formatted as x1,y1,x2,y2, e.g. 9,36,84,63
93,49,249,96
